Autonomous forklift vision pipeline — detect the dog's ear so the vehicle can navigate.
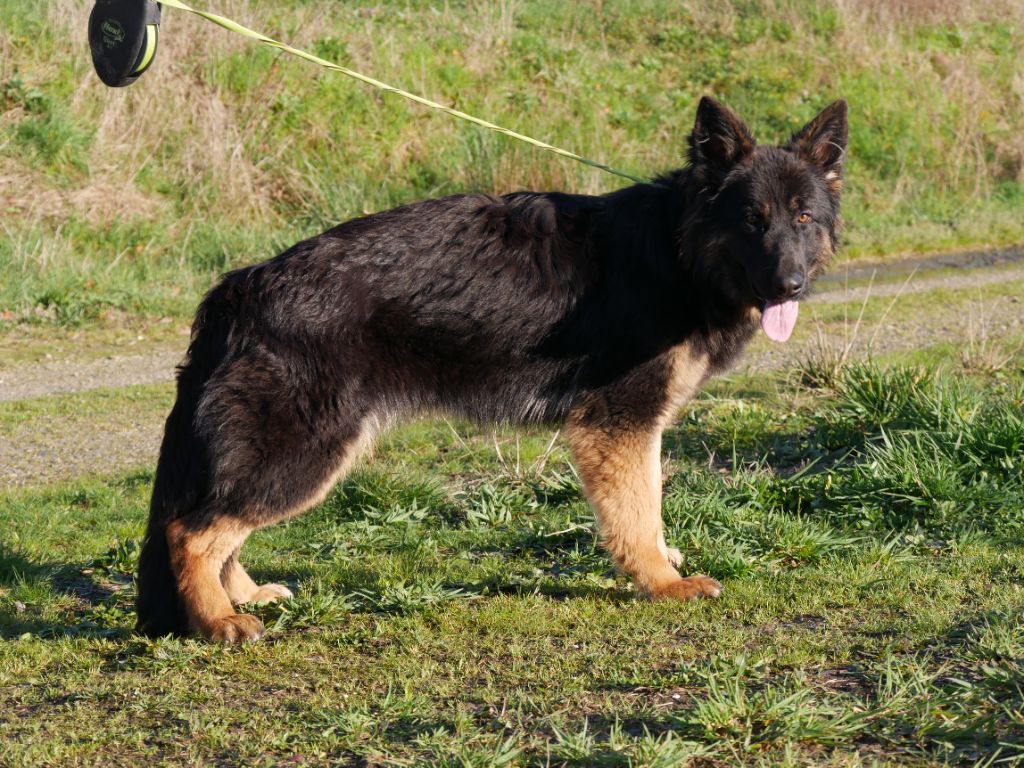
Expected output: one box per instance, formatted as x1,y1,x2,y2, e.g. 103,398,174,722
688,96,755,171
788,100,848,176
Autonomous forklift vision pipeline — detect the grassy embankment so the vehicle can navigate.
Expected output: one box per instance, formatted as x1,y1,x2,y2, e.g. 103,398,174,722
2,0,1024,330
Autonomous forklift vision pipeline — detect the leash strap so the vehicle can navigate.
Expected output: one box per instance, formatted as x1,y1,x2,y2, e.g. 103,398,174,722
156,0,654,186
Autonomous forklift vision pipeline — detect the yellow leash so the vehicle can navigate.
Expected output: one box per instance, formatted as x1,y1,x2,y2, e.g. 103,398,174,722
157,0,654,186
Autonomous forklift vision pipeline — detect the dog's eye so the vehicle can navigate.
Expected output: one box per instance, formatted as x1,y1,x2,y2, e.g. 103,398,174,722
797,212,812,224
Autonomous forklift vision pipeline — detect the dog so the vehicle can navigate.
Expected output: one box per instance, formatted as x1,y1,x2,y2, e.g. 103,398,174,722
136,96,847,641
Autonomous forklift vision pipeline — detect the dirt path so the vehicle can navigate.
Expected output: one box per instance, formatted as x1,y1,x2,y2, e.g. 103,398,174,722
1,246,1022,489
741,262,1024,372
0,405,168,490
812,265,1024,304
740,290,1022,373
0,351,183,403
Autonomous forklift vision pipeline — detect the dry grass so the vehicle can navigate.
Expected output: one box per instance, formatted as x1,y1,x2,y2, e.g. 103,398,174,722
837,0,1024,26
51,0,278,224
960,290,1022,375
797,268,922,388
10,0,1024,226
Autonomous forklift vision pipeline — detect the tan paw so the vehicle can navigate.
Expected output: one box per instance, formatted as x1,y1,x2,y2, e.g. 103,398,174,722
649,575,723,601
244,583,293,605
664,547,684,568
203,613,265,643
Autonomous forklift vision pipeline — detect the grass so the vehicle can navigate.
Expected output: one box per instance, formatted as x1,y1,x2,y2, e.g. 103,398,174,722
0,383,173,430
3,0,1024,330
2,356,1023,766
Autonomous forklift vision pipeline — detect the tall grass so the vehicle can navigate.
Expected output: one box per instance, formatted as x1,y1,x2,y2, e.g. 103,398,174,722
674,363,1024,553
2,0,1023,325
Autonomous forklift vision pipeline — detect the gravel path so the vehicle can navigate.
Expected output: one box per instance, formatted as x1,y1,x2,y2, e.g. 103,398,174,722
811,264,1024,305
2,246,1022,489
740,290,1022,373
0,351,183,403
0,408,167,490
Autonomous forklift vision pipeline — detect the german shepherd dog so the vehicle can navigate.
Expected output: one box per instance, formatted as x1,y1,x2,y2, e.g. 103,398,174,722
136,97,847,641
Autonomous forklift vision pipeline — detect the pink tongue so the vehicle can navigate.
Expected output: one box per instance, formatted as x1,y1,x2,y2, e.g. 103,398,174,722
761,300,799,342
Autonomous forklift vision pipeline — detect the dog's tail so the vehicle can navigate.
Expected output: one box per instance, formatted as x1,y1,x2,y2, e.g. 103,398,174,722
135,280,238,637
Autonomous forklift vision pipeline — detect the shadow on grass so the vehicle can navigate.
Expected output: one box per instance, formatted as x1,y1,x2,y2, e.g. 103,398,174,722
0,541,132,639
458,574,631,603
664,417,852,479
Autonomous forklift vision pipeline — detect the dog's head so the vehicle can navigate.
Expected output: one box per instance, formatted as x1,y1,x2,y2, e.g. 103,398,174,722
687,96,847,341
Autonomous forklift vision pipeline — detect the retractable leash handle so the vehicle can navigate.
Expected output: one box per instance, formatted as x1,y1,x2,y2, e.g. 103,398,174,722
89,0,161,87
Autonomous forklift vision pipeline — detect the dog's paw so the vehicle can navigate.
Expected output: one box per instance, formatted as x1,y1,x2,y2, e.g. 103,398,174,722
649,575,723,601
664,547,684,568
203,613,265,643
244,583,293,605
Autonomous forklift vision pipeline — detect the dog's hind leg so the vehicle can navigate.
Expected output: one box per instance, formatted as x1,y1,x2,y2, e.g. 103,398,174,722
166,418,371,642
167,511,261,642
164,349,378,641
567,421,721,601
221,549,293,606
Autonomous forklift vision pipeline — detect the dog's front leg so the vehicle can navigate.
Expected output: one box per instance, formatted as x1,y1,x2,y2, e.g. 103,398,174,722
567,421,721,601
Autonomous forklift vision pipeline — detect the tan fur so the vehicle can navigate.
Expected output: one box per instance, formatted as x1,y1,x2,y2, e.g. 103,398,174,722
173,423,376,641
221,552,260,604
567,343,721,600
567,422,676,594
658,532,683,567
809,230,836,283
661,343,710,421
166,516,261,642
221,554,292,605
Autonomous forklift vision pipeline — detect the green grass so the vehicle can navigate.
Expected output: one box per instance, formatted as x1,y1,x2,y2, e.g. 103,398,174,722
2,0,1024,330
0,384,173,430
3,358,1023,765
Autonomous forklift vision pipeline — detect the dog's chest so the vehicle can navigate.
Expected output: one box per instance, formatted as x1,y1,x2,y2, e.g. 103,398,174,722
659,343,710,422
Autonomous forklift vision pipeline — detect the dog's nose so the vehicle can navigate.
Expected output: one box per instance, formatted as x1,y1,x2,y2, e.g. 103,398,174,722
775,271,805,299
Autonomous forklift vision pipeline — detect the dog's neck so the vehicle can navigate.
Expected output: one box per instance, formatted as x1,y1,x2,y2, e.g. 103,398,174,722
659,169,763,368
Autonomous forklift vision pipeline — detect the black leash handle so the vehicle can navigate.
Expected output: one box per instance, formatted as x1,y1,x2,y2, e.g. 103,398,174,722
89,0,161,87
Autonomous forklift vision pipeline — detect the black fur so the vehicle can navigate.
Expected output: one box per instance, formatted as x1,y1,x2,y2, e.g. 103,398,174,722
136,97,848,636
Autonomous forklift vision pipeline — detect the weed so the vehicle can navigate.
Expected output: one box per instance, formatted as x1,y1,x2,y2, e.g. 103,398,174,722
352,579,468,615
960,290,1022,376
677,656,865,750
261,585,354,631
549,719,711,767
459,481,534,529
2,74,47,113
89,537,140,577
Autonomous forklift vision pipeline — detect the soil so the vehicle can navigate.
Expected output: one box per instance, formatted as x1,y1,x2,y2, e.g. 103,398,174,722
741,269,1024,372
0,407,167,490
